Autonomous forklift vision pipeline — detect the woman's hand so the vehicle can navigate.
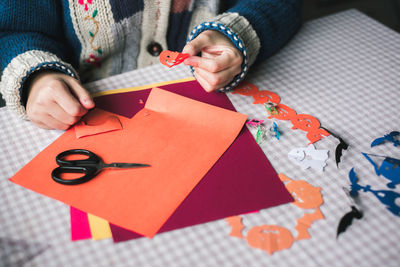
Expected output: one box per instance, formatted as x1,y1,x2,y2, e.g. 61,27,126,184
182,30,243,92
26,71,94,130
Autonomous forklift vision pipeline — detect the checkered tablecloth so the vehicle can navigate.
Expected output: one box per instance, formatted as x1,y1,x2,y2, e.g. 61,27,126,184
1,9,399,267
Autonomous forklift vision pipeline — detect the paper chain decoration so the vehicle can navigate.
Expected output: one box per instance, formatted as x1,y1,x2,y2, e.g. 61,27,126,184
232,81,330,144
226,174,324,255
159,50,189,68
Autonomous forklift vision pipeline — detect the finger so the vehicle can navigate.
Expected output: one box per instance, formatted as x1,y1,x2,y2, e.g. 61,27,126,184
51,81,88,117
46,100,81,126
31,113,71,130
185,48,241,73
194,64,242,89
65,77,95,109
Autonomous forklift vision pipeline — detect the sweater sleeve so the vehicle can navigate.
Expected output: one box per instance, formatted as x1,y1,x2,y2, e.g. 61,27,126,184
0,0,78,118
187,0,302,91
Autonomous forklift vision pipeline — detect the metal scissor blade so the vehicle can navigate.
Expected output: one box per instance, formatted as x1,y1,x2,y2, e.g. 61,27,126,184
109,163,151,168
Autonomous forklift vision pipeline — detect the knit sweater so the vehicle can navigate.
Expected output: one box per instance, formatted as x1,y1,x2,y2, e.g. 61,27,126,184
0,0,302,118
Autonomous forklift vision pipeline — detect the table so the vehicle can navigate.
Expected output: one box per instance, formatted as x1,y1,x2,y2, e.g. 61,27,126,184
1,9,399,267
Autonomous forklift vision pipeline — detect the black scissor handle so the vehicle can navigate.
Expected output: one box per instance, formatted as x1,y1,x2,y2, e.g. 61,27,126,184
56,149,100,166
51,166,99,185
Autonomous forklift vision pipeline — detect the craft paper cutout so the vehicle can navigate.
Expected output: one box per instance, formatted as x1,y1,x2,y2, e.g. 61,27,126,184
288,144,329,172
10,88,248,238
74,109,122,138
371,131,400,147
349,168,400,216
337,206,363,238
232,81,330,144
70,207,92,241
225,174,324,255
322,128,348,167
94,80,293,242
362,153,400,188
246,119,264,126
159,50,189,68
87,214,112,240
336,188,363,238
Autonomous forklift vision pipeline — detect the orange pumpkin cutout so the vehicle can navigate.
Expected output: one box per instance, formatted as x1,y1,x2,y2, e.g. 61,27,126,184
159,50,189,68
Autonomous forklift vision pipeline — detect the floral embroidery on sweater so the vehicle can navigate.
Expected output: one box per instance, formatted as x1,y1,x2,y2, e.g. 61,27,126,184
78,1,102,67
78,0,93,11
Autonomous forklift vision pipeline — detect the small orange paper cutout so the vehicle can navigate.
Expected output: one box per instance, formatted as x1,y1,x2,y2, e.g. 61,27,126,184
74,109,123,138
226,216,245,238
159,50,189,68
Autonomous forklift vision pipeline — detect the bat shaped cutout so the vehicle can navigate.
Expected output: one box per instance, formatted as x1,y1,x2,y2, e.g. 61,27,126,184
321,127,349,167
159,50,189,68
337,187,363,238
371,131,400,147
337,205,363,238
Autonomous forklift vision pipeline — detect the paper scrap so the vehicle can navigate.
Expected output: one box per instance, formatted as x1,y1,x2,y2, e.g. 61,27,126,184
288,144,329,172
70,207,92,241
10,88,247,238
74,109,122,138
87,214,112,240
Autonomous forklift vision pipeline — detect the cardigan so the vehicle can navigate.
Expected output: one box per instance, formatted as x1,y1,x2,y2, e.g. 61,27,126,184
0,0,302,118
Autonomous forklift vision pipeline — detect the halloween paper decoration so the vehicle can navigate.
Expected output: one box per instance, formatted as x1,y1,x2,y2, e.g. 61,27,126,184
371,131,400,147
349,168,400,216
159,50,189,68
337,188,363,238
74,110,122,138
321,127,348,167
226,174,324,255
232,81,330,144
362,153,400,188
288,144,329,172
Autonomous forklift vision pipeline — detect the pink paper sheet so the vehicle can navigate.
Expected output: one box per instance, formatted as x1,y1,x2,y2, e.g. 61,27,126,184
70,207,91,241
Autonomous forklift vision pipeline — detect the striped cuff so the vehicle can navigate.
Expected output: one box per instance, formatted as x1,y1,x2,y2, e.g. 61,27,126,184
187,21,248,92
0,50,78,119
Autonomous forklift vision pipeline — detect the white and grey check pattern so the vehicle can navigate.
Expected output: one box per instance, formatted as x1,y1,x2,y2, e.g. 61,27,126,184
1,10,399,267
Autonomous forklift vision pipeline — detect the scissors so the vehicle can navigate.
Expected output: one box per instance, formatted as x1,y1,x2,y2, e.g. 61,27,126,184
51,149,150,185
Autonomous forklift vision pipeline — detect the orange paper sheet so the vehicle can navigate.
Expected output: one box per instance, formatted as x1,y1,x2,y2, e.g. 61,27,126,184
10,88,247,238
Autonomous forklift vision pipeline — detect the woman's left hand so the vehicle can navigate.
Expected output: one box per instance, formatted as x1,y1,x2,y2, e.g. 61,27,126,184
182,30,243,92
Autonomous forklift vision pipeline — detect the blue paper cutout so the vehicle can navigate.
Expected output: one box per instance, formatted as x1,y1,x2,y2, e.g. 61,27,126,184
362,153,400,188
349,168,400,217
371,131,400,147
271,122,280,140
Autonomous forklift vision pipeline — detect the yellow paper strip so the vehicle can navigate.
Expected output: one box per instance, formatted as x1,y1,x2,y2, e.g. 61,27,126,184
87,213,112,240
91,77,195,97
